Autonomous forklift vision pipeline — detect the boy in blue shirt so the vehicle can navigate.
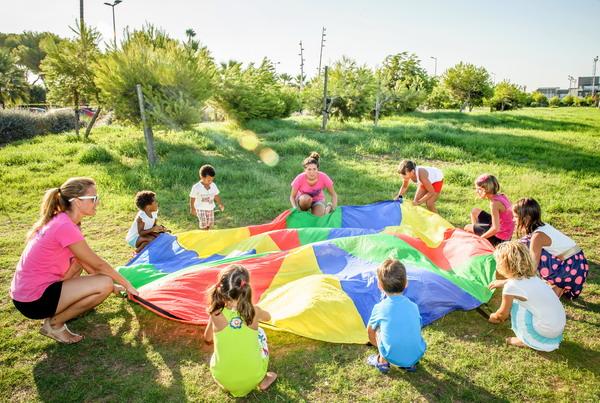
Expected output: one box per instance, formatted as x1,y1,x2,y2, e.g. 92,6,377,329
367,258,427,374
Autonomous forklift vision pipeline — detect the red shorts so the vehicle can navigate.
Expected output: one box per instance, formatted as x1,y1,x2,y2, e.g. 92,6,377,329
420,180,443,193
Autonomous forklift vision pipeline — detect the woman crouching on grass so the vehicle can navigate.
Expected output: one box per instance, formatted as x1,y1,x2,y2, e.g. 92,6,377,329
10,177,138,344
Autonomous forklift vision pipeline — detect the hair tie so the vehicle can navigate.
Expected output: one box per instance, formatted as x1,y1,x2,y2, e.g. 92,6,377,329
476,174,490,183
240,280,246,288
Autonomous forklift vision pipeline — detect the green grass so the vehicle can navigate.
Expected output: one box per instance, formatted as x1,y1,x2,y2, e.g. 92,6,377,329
1,107,599,402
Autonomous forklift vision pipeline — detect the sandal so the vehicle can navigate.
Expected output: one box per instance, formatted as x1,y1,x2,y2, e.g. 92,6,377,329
40,319,83,344
367,354,390,374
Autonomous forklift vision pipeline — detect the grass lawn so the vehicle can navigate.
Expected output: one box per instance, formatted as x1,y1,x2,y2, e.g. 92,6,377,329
1,107,599,402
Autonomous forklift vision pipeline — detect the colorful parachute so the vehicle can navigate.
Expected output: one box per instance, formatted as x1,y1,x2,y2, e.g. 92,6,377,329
118,200,496,344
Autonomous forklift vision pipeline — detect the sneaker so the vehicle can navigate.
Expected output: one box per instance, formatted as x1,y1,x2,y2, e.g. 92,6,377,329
366,354,390,374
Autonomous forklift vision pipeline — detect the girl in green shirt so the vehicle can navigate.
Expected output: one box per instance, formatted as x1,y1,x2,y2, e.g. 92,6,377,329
204,264,277,397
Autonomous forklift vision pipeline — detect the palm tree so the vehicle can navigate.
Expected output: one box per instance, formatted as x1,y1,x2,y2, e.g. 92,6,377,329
0,49,29,108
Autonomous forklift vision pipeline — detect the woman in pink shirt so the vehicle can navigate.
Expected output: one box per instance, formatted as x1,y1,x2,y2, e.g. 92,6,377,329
10,177,138,344
289,152,338,216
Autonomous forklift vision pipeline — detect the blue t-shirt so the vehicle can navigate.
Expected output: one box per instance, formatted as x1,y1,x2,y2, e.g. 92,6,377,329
368,294,426,367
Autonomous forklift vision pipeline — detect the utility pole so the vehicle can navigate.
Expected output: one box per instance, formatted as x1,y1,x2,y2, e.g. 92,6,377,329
321,66,329,131
298,41,305,90
79,0,84,32
318,27,326,76
568,75,575,96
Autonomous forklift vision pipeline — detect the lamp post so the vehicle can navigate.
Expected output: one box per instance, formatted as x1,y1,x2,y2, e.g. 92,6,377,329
592,56,598,98
430,56,437,77
104,0,122,48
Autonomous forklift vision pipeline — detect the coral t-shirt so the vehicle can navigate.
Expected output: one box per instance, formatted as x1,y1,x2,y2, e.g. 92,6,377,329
291,172,333,202
10,212,84,302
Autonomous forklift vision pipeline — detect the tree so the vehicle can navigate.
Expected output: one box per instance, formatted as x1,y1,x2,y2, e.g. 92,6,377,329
443,62,492,111
0,49,29,108
489,81,527,111
95,25,216,128
530,91,548,107
372,53,432,121
215,58,296,122
302,57,376,121
560,95,574,107
0,31,60,86
424,84,460,110
41,23,101,137
548,96,560,107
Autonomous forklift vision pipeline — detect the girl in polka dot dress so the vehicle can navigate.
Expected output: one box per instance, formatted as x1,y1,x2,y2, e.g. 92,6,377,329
513,198,589,299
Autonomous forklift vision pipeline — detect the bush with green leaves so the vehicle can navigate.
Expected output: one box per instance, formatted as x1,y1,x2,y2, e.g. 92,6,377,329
302,57,376,121
560,95,574,107
424,84,460,109
214,59,297,122
549,96,560,107
442,62,492,111
530,91,548,107
489,81,528,111
0,108,76,143
95,25,216,129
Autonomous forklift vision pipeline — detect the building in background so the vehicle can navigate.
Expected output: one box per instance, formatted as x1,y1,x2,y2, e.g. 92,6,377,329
576,76,600,97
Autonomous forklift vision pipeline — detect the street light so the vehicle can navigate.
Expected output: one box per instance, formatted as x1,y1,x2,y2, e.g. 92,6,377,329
430,56,438,77
592,56,598,98
104,0,123,48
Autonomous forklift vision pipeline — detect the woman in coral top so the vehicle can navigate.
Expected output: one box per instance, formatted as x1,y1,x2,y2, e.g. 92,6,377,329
10,177,137,344
289,152,338,216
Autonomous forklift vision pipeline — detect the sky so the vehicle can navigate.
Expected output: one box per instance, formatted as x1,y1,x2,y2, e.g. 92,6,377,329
3,0,599,91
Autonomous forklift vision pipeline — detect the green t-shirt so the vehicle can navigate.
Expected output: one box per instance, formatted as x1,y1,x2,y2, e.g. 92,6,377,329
210,307,269,397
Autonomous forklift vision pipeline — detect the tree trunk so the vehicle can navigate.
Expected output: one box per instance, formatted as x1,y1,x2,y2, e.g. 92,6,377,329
84,107,101,139
374,96,380,127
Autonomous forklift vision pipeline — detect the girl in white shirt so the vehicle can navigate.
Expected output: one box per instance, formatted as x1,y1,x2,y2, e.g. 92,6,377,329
513,198,588,299
125,191,168,253
488,241,566,352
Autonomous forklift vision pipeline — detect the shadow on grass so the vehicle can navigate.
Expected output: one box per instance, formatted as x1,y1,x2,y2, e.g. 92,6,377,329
403,361,510,402
409,110,592,132
32,302,207,402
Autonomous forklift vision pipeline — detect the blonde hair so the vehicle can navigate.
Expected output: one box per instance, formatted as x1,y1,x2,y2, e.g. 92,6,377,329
377,258,407,293
475,174,500,195
397,160,416,175
27,177,96,240
206,264,255,325
494,241,537,279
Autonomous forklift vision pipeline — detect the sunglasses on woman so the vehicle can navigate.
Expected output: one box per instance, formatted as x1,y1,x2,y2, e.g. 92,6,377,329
69,195,100,204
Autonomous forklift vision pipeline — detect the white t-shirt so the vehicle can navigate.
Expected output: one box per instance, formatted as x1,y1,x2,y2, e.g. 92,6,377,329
190,182,220,211
125,211,157,243
503,276,566,338
416,166,444,184
534,224,577,257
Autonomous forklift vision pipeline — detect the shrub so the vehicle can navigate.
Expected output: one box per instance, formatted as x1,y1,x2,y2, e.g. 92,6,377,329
302,57,376,121
548,96,560,107
213,59,297,122
489,81,528,111
530,91,548,107
95,25,216,129
561,95,574,106
0,108,77,143
424,84,460,109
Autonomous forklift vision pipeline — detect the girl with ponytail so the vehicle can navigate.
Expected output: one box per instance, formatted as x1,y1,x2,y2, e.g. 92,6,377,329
290,151,338,216
10,177,138,344
204,264,277,397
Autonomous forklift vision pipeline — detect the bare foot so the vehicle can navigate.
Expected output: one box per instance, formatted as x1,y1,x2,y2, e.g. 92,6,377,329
505,337,525,348
259,372,277,391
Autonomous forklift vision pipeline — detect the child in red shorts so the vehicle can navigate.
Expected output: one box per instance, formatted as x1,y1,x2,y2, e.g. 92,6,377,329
395,160,444,213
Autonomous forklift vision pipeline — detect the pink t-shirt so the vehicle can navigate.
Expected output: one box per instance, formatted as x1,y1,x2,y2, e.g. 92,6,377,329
493,193,515,241
291,172,333,203
10,213,85,302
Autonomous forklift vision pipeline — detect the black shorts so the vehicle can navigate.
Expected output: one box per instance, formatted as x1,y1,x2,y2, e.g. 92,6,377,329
473,211,505,247
13,281,63,320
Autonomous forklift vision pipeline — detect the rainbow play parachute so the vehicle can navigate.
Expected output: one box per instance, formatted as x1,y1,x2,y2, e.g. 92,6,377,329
118,200,496,344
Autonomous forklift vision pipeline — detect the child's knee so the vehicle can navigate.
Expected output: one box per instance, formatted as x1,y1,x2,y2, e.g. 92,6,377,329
298,195,312,211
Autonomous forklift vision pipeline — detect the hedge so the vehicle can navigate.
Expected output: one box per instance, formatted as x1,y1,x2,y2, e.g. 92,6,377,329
0,109,77,143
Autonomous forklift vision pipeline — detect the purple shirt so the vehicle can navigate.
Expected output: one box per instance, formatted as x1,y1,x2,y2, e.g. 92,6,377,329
291,172,333,202
10,213,84,302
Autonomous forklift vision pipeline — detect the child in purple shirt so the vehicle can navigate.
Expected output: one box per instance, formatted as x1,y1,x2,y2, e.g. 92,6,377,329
289,152,338,216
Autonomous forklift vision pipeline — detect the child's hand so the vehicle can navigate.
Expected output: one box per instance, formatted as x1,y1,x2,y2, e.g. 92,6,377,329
218,204,225,212
412,200,420,206
488,280,506,290
488,312,502,324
